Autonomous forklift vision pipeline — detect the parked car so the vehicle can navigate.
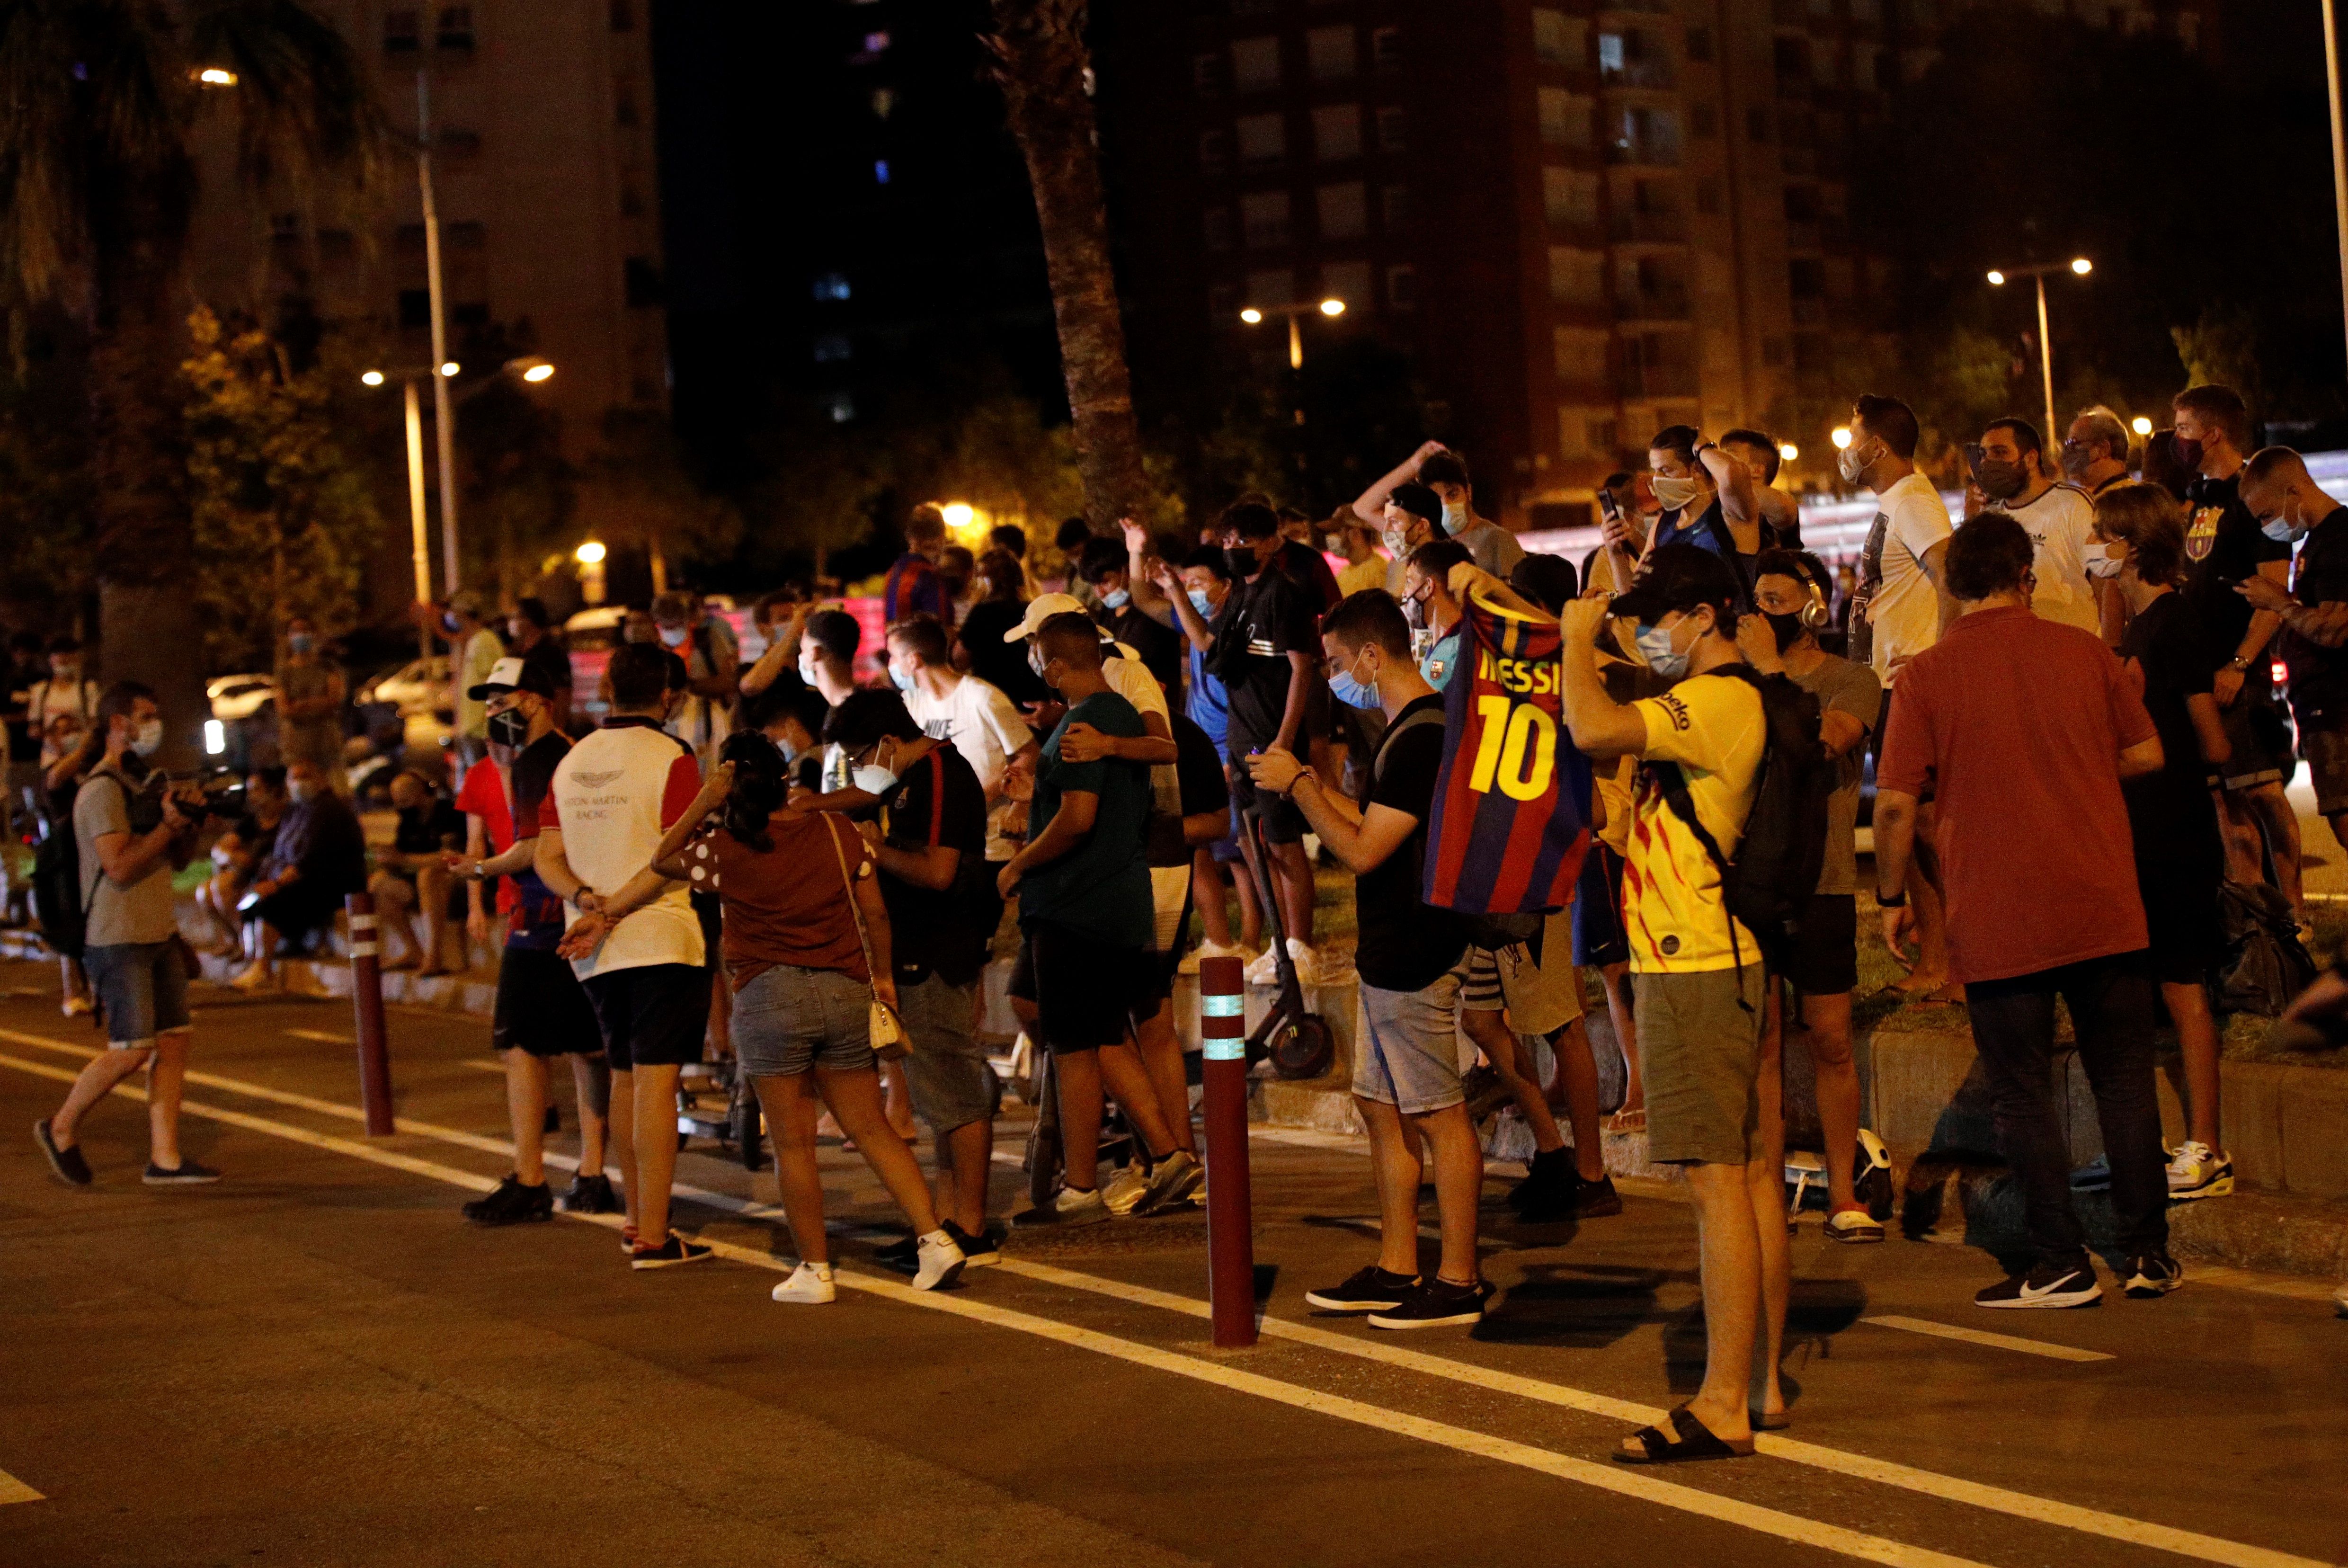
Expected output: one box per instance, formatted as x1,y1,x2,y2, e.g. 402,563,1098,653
204,673,276,774
355,654,452,764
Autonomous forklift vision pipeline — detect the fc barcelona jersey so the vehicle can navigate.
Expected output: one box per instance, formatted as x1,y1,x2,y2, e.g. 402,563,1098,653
1423,594,1591,917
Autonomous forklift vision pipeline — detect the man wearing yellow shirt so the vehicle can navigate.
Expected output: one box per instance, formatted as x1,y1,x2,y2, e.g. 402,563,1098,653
1559,543,1780,1465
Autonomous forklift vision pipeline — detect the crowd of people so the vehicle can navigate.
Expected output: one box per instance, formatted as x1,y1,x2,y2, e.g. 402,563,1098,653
21,378,2348,1462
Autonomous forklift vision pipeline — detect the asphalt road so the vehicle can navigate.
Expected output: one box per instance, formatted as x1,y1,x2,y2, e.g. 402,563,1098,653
3,960,2344,1568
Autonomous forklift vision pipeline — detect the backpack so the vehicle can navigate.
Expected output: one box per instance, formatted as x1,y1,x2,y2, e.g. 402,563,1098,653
1645,666,1832,975
30,776,93,960
2214,879,2316,1017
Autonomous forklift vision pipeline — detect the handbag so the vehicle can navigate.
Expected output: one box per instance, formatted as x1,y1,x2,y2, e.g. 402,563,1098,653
822,814,909,1061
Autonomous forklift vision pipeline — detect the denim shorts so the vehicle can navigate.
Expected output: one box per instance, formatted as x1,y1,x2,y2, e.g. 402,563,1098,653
733,963,876,1078
897,971,998,1132
1352,961,1468,1115
85,940,191,1049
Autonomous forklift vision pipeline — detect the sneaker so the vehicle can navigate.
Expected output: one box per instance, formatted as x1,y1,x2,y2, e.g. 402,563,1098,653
1180,939,1251,977
1013,1186,1110,1228
1975,1260,2102,1310
629,1234,714,1269
1574,1174,1623,1218
913,1229,966,1291
2068,1156,2111,1193
462,1174,553,1226
1101,1161,1153,1216
1368,1276,1494,1330
2121,1253,2184,1299
228,964,279,994
33,1119,91,1186
1242,945,1282,987
2165,1142,2234,1201
874,1232,923,1272
557,1173,621,1214
1135,1149,1202,1215
143,1158,223,1186
619,1221,639,1255
1507,1148,1574,1214
773,1261,836,1304
1304,1265,1420,1313
948,1221,1001,1267
60,994,92,1017
1824,1208,1886,1244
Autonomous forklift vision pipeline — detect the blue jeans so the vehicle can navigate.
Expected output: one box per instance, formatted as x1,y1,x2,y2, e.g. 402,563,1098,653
1963,952,2168,1269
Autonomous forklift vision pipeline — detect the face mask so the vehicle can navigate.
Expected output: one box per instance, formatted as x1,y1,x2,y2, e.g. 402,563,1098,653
1187,589,1216,618
1974,458,2028,501
798,650,822,683
1327,653,1380,710
2058,440,2093,480
852,761,898,795
889,663,917,694
1381,527,1410,559
2262,504,2309,545
2081,541,2126,579
773,733,801,767
1225,545,1259,579
1836,440,1873,486
287,777,319,804
2168,433,2203,473
1099,586,1130,612
51,663,79,684
658,625,689,648
1634,620,1690,681
1651,476,1705,511
130,718,165,757
442,612,462,634
1441,500,1469,535
1402,592,1427,631
1027,642,1048,679
488,709,531,749
1762,609,1806,654
1323,534,1348,555
288,633,314,656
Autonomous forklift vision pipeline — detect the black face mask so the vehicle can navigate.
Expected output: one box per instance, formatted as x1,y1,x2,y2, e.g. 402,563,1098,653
1974,458,2028,500
2171,433,2204,472
1226,545,1260,579
487,709,530,750
1763,610,1807,654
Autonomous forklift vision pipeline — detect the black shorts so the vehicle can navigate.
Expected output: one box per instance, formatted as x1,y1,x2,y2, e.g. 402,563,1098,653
249,883,341,941
582,962,712,1072
1778,893,1859,997
1227,753,1307,845
494,946,605,1059
2137,853,2224,987
691,890,723,975
1573,842,1629,968
1022,922,1156,1055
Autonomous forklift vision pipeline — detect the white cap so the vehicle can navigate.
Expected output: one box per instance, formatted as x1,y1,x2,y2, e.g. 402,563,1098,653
1002,592,1111,644
465,656,535,700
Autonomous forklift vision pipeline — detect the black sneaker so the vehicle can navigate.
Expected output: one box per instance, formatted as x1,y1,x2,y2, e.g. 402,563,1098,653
1507,1148,1573,1212
2122,1253,2184,1299
629,1234,713,1270
557,1173,621,1214
1975,1260,2102,1310
142,1158,222,1186
461,1174,554,1226
34,1119,91,1186
1574,1174,1624,1218
1304,1265,1421,1314
1368,1276,1495,1330
948,1221,1001,1268
875,1232,922,1273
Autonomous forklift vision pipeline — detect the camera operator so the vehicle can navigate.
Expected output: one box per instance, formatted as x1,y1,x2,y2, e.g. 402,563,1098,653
32,683,217,1186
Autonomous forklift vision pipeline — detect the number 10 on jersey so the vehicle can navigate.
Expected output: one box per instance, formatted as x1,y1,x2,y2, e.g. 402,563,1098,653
1467,695,1557,802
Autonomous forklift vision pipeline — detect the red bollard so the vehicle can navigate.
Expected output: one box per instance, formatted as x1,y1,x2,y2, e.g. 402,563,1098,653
1200,954,1257,1348
345,891,396,1136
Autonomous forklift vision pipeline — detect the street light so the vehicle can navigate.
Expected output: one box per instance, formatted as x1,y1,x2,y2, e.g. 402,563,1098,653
573,540,608,605
1238,297,1348,370
1831,426,1853,450
2132,415,2154,437
1778,442,1800,463
1986,257,2092,450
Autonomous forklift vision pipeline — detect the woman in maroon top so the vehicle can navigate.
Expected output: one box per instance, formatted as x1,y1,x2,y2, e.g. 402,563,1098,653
563,733,965,1302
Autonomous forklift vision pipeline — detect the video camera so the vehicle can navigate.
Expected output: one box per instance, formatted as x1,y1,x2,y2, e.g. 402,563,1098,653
126,768,249,833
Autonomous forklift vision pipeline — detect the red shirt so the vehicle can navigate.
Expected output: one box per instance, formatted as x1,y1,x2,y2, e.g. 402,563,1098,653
455,757,520,916
1876,605,2156,985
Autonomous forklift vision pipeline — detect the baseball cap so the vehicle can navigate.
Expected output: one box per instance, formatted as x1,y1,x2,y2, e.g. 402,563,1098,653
1607,543,1743,627
1387,482,1442,527
1002,592,1113,644
467,655,556,701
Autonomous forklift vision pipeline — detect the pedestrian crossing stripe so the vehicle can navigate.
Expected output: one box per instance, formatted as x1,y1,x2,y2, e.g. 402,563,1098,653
0,1468,44,1505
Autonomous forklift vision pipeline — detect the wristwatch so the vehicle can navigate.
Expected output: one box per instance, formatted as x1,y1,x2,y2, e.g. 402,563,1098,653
2228,654,2256,672
1875,889,1909,909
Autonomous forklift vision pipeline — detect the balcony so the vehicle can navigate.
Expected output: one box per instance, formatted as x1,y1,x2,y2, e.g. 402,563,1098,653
1599,58,1677,91
1609,210,1687,244
1616,286,1691,321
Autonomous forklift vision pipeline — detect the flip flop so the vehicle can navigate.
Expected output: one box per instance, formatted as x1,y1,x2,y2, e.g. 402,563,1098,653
1616,1405,1755,1464
1605,1108,1647,1135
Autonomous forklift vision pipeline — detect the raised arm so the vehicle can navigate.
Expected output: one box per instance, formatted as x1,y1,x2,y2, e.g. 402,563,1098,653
1557,599,1651,759
1122,519,1176,624
1350,439,1444,527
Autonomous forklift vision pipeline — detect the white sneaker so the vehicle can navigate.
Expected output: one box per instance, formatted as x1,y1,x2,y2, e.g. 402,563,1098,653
229,964,279,994
1181,939,1250,977
1138,1149,1203,1215
772,1261,836,1304
913,1229,966,1291
1102,1161,1152,1216
2165,1141,2234,1201
1242,944,1281,987
60,994,91,1017
1286,938,1323,987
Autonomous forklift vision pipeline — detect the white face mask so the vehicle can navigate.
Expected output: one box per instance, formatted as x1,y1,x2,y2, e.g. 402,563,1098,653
2081,541,2126,579
1441,499,1469,535
1837,437,1878,487
287,776,320,803
130,718,164,757
1651,475,1706,511
1381,526,1410,559
852,762,898,795
797,650,822,682
658,624,689,648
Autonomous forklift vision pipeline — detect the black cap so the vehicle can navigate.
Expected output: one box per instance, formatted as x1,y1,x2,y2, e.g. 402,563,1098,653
1609,543,1742,626
1509,552,1579,614
1387,482,1442,527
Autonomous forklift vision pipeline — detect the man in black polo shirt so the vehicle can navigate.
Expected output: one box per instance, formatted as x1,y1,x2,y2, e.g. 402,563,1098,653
1211,500,1329,986
2241,446,2348,886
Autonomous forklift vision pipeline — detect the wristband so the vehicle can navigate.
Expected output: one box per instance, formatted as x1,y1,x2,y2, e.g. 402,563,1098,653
1875,889,1908,909
2229,654,2255,671
1287,766,1318,797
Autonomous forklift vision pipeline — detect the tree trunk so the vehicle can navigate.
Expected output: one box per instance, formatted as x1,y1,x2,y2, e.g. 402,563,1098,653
89,262,206,769
988,0,1147,533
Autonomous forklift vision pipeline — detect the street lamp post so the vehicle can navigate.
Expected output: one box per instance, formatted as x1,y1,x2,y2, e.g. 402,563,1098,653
2324,0,2348,379
1239,296,1347,372
416,71,461,595
1986,258,2091,448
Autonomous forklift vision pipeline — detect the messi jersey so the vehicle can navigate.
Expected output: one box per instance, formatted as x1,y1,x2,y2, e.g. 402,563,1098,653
1423,594,1591,916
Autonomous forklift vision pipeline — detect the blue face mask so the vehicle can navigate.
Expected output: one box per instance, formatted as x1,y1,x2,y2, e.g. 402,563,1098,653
889,663,917,694
774,734,800,767
1328,653,1380,710
1101,586,1130,612
1187,589,1216,618
1635,621,1689,681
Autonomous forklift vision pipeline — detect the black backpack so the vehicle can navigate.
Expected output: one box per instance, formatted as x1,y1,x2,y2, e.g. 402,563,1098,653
1644,667,1832,975
30,782,88,960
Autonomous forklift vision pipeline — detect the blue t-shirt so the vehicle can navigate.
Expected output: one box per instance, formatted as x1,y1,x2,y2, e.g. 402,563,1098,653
1020,689,1154,948
1420,628,1465,691
1186,641,1230,752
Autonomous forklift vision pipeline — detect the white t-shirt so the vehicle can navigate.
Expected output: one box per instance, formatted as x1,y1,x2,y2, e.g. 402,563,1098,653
1858,471,1953,686
2002,482,2101,634
29,677,99,766
1103,650,1181,823
905,672,1034,862
551,720,705,979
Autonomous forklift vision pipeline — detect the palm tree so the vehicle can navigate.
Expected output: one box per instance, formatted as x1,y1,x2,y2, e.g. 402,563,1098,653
986,0,1148,532
0,0,380,750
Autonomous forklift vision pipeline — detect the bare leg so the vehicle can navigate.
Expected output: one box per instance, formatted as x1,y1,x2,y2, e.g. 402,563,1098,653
705,968,733,1057
878,1058,916,1141
504,1049,552,1185
1547,1019,1607,1182
568,1054,610,1177
1798,991,1863,1212
2248,781,2304,917
608,1068,637,1228
1131,998,1196,1155
753,1072,830,1264
2215,787,2263,886
631,1063,683,1246
1230,851,1264,951
49,1048,152,1147
415,862,454,973
143,1035,189,1167
1412,1102,1484,1285
820,1066,943,1234
2163,979,2223,1150
1681,1159,1766,1444
940,1119,993,1234
1054,1049,1107,1191
1358,1096,1425,1277
1194,847,1235,948
1746,1155,1791,1422
1598,962,1643,1119
1271,839,1316,948
1097,1038,1178,1158
1900,802,1954,997
1461,1007,1562,1151
369,874,419,967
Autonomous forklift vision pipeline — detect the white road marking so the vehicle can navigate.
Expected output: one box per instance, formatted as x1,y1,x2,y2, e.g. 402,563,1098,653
286,1029,353,1045
0,1048,1985,1568
0,1029,2330,1568
0,1468,42,1506
1859,1315,2117,1364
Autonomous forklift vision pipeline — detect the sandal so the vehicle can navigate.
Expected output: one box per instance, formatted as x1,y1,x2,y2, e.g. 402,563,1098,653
1751,1409,1791,1432
1605,1107,1647,1135
1616,1405,1755,1464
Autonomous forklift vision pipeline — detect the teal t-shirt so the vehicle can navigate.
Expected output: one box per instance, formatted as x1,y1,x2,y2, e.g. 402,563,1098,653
1020,689,1154,948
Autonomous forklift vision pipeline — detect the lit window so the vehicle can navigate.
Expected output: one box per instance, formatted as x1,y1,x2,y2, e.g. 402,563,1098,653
1597,33,1624,73
814,273,851,302
825,392,855,423
874,160,890,183
872,88,896,118
865,31,889,52
1313,104,1360,162
1232,36,1281,92
1306,26,1357,82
